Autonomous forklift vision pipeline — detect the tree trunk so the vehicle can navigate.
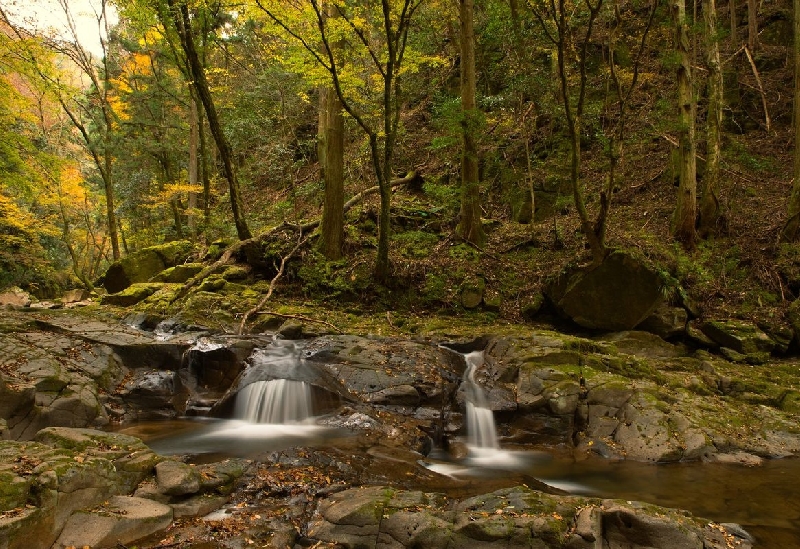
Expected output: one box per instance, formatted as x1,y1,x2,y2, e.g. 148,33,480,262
730,0,738,45
320,87,345,260
747,0,758,51
188,92,199,236
457,0,486,246
167,0,252,241
672,0,697,249
700,0,723,237
782,0,800,241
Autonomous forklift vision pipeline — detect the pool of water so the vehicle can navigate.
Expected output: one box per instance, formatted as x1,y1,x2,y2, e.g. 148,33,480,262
114,419,799,548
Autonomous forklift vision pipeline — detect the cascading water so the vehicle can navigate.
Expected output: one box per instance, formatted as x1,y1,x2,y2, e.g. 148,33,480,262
231,340,317,424
462,350,499,450
149,339,332,457
235,379,313,423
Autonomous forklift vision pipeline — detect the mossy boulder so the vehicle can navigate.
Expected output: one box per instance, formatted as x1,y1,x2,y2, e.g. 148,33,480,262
544,251,665,331
102,240,193,293
699,320,775,355
308,485,750,549
151,263,204,283
100,283,163,307
460,277,486,309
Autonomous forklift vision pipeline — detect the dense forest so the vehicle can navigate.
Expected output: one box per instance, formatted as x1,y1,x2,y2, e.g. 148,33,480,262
1,0,799,329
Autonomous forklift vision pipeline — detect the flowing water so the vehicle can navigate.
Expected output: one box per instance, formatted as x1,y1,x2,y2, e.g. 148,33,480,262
234,379,314,423
462,350,499,450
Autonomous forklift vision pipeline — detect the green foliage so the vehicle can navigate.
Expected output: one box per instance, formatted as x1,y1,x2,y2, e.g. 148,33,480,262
297,252,369,299
448,243,480,262
422,273,450,304
0,192,51,291
727,139,776,173
422,180,459,214
392,230,440,259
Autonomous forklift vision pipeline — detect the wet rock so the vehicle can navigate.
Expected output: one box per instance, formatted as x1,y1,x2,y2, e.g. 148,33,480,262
155,460,201,496
53,495,173,549
118,370,185,419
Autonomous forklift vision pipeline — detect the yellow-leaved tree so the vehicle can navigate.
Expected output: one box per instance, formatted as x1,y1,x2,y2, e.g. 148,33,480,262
253,0,439,281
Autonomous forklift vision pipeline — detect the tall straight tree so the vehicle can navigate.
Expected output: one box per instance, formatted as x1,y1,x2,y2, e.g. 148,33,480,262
700,0,724,237
528,0,605,264
782,0,800,241
319,85,345,260
161,0,252,241
319,3,345,261
457,0,485,246
671,0,697,249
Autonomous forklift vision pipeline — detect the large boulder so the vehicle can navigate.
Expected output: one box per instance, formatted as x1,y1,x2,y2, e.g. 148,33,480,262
102,240,193,294
308,485,752,549
544,251,665,331
52,495,173,549
0,428,163,549
0,286,32,309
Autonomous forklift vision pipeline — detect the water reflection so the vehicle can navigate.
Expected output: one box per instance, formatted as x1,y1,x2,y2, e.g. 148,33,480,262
421,446,800,548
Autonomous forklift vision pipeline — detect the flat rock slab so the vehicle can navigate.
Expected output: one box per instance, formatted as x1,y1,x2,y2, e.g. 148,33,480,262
53,495,173,549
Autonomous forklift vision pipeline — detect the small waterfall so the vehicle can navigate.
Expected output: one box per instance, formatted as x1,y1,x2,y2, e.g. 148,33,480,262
463,350,499,449
234,379,314,424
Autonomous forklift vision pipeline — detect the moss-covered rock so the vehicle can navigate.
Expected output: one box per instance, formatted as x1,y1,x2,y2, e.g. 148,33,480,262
102,240,193,293
100,283,163,306
700,320,776,355
151,263,204,283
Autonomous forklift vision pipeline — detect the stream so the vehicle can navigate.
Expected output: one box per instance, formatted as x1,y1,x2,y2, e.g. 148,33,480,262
115,417,800,549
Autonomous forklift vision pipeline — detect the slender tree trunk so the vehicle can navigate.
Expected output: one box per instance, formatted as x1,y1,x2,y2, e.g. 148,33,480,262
730,0,738,45
199,106,211,224
781,0,800,241
318,86,328,170
321,88,345,259
167,0,252,240
457,0,486,246
747,0,758,51
188,93,199,236
509,0,521,36
700,0,723,237
672,0,697,248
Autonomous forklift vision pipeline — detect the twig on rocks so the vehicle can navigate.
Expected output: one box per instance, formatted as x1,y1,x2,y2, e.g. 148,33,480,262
237,233,310,334
254,311,342,334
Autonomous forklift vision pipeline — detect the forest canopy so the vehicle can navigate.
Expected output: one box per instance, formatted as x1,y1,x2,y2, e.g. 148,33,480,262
0,0,797,326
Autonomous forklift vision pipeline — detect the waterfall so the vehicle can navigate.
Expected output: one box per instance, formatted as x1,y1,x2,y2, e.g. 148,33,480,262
234,379,314,424
463,350,499,449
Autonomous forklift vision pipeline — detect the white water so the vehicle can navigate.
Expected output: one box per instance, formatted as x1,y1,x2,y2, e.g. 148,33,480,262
234,379,314,424
462,350,499,450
